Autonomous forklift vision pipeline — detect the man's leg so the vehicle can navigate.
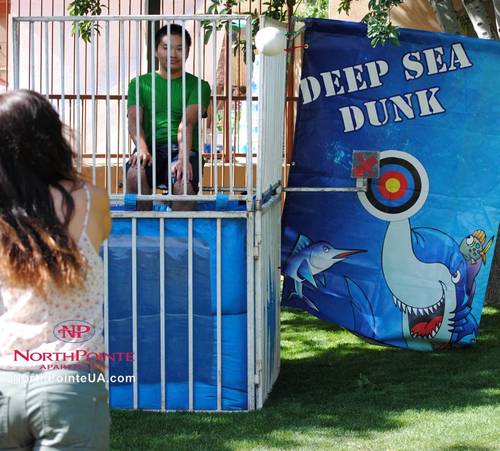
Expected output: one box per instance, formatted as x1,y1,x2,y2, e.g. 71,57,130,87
171,151,203,211
125,158,153,211
172,177,197,211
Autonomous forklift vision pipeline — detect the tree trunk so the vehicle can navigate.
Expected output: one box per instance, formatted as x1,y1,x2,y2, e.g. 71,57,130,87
462,0,496,38
428,0,462,33
493,0,500,37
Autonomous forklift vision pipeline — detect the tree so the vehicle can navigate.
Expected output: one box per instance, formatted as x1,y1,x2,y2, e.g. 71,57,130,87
338,0,500,45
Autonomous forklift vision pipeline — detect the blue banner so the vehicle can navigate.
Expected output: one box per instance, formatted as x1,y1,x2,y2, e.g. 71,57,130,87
282,19,500,351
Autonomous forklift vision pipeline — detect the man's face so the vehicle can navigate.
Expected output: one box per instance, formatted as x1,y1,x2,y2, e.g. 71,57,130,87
156,33,189,72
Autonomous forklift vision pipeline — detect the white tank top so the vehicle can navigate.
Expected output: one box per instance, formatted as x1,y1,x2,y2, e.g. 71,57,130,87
0,184,105,371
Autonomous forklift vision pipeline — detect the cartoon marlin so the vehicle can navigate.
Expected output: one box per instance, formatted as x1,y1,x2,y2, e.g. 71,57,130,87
382,219,478,351
284,234,364,311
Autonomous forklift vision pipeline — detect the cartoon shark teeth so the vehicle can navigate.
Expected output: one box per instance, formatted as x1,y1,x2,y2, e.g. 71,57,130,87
392,295,445,317
410,323,441,339
393,290,447,341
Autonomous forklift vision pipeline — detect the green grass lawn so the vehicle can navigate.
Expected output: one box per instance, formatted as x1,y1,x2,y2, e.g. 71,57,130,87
110,305,500,450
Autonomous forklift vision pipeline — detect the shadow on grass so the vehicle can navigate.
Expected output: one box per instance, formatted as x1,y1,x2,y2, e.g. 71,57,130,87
111,305,500,451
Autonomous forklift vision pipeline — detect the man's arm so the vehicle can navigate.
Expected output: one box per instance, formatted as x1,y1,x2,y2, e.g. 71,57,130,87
172,104,205,181
128,105,151,168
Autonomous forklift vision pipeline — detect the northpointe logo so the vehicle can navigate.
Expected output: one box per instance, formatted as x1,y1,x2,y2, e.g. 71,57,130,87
54,320,95,343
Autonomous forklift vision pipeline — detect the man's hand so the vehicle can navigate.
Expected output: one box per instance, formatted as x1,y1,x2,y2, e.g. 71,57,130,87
129,147,152,168
171,158,193,182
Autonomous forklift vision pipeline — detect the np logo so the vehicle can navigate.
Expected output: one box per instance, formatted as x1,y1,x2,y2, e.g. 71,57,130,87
54,320,95,343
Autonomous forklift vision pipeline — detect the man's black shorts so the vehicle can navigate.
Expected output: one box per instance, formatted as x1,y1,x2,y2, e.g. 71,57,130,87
126,143,204,193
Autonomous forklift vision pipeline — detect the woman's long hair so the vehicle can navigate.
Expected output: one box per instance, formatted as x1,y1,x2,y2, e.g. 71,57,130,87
0,90,87,297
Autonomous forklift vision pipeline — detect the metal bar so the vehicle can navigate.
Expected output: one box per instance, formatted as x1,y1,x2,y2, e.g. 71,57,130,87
188,218,194,411
254,209,263,409
135,20,141,195
110,210,248,219
182,20,187,195
246,213,255,410
44,21,49,96
90,25,97,185
14,15,252,22
211,19,218,194
256,19,265,202
216,218,222,411
105,22,111,196
103,239,110,392
29,21,34,90
132,218,138,410
245,17,253,208
13,19,19,89
151,21,157,191
120,21,127,195
228,20,234,195
197,23,203,194
167,23,172,194
284,186,367,192
75,23,82,173
60,22,65,121
159,217,166,411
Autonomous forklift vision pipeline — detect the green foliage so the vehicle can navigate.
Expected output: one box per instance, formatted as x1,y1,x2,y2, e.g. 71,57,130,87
295,0,329,19
338,0,404,46
68,0,106,43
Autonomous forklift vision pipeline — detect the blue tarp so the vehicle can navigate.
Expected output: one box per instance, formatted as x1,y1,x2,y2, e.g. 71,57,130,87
282,19,500,351
107,213,248,410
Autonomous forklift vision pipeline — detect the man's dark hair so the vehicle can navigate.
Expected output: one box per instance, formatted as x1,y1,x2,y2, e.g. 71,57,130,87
155,24,191,50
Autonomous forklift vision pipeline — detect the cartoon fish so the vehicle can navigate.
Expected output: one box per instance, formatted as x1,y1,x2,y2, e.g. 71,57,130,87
284,234,364,311
459,229,494,301
459,229,493,264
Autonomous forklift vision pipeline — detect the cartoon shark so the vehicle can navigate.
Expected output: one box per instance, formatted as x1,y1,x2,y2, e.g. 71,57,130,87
284,234,364,311
382,219,477,351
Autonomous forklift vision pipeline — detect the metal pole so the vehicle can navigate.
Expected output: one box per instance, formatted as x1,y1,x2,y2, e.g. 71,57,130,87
135,20,142,196
228,19,234,195
75,22,82,173
105,21,111,196
211,19,218,194
29,21,34,90
90,25,97,185
246,213,255,410
188,218,194,410
44,21,49,96
245,17,253,209
132,218,138,409
151,21,157,191
103,239,110,393
13,19,19,89
60,22,65,121
182,19,188,195
120,21,127,195
197,23,203,194
159,217,166,411
167,23,173,195
216,218,222,411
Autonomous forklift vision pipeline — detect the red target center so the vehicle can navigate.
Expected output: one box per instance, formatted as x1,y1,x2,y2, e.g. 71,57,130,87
378,171,408,200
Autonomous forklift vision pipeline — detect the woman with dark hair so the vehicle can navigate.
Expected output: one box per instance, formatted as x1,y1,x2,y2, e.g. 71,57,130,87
0,90,111,450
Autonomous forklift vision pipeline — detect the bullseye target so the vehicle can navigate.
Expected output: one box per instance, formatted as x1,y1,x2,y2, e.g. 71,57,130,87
357,150,429,221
